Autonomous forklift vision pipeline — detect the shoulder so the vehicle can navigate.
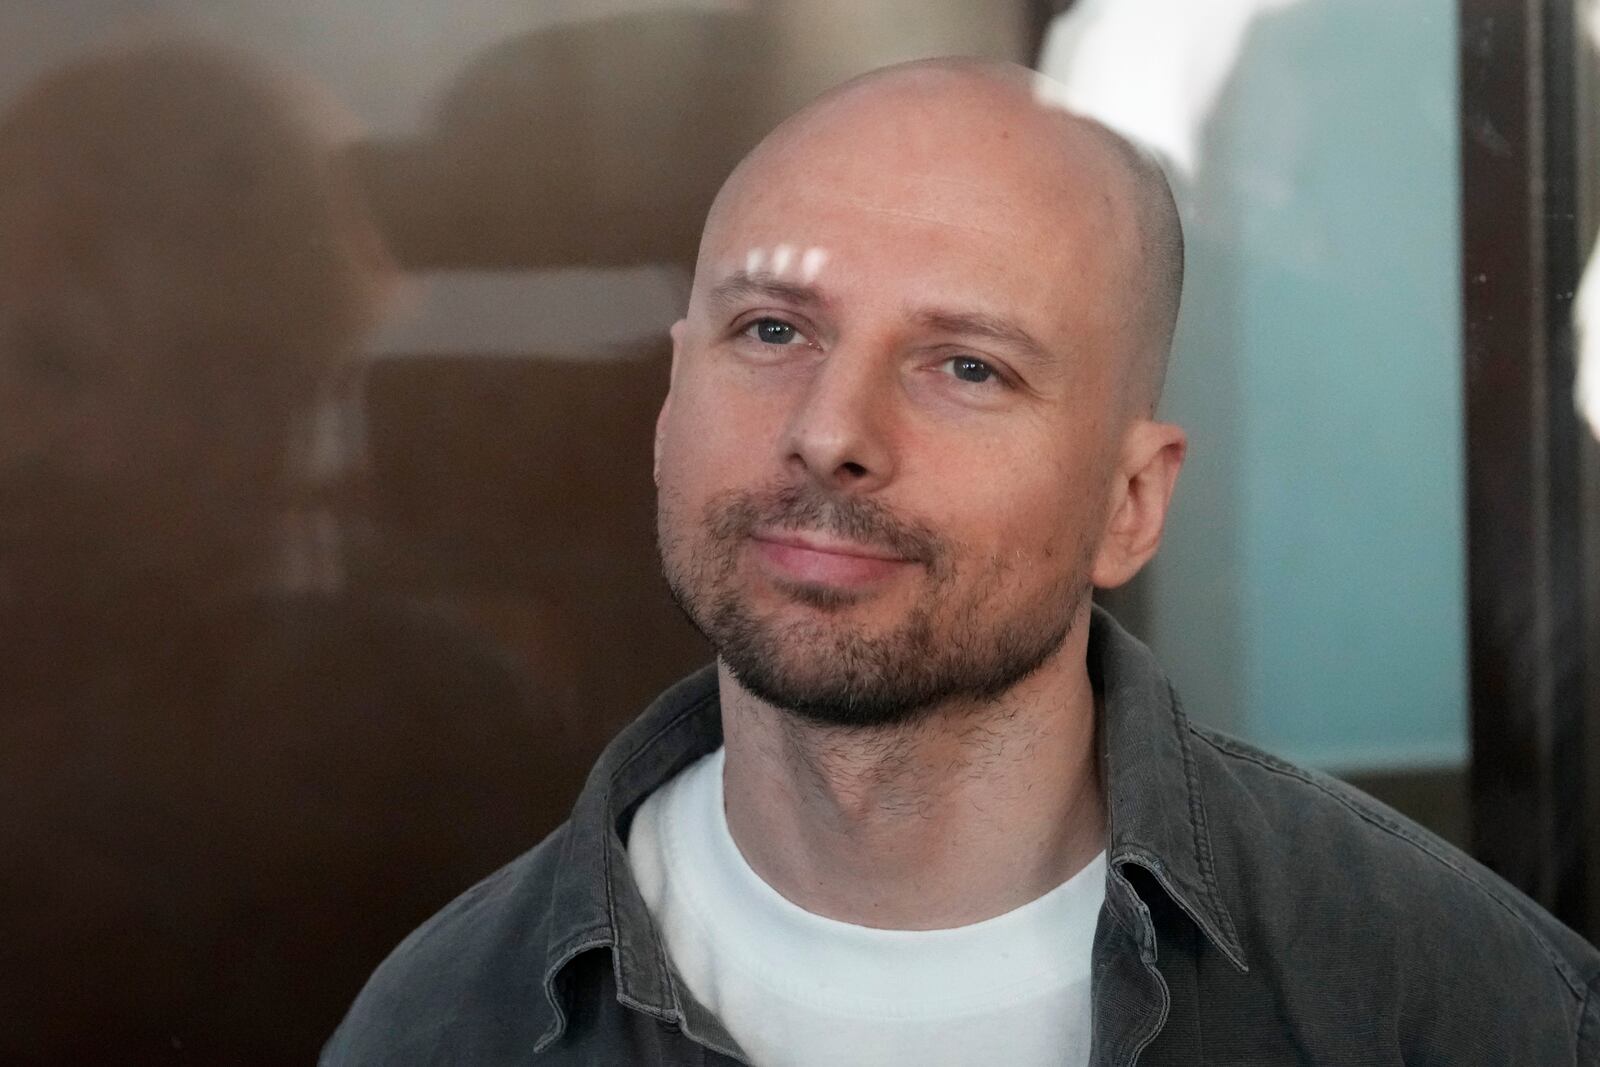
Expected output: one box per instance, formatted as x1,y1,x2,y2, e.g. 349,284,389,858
321,825,572,1065
1185,723,1600,1051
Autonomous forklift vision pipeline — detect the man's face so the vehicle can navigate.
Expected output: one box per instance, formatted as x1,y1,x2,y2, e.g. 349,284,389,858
655,103,1137,727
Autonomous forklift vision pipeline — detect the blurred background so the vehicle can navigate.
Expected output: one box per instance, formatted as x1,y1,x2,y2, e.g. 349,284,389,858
0,0,1595,1061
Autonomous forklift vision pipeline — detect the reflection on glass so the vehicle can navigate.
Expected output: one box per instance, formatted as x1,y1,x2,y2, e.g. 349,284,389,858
0,40,569,1064
1579,248,1600,442
1577,0,1600,443
1036,0,1298,179
0,7,1034,1061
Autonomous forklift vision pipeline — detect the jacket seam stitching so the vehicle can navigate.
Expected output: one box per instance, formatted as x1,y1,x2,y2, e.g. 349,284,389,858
1170,681,1245,958
542,680,721,1049
600,688,721,1020
1193,727,1588,999
606,686,722,789
548,921,612,962
534,933,613,1053
1576,971,1599,1064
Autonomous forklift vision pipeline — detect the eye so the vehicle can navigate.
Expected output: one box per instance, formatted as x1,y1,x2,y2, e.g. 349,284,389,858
942,355,999,385
744,317,804,345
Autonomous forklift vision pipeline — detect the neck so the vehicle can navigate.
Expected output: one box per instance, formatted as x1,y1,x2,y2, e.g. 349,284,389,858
718,616,1105,931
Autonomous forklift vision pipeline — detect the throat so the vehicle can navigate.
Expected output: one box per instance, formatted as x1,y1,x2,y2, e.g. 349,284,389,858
719,670,1106,930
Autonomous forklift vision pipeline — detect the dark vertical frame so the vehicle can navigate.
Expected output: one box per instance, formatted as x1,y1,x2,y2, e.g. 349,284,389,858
1459,0,1592,933
1577,2,1600,942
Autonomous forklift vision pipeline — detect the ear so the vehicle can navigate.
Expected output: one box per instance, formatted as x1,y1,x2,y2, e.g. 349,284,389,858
1090,419,1187,589
655,319,688,487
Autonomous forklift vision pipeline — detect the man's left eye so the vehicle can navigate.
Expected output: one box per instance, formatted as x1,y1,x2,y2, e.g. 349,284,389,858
943,356,998,384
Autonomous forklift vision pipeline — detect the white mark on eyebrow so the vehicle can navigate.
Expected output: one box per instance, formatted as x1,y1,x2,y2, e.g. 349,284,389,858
800,247,829,282
745,247,766,274
770,244,794,275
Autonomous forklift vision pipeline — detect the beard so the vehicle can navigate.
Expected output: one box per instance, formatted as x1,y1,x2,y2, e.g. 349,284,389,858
657,480,1092,729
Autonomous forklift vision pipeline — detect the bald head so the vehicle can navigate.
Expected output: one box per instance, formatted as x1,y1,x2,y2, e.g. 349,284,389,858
659,63,1193,716
698,57,1184,416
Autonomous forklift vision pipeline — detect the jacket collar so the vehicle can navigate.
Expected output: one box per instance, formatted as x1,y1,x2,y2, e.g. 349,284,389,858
1089,607,1248,972
531,606,1247,1047
534,665,727,1051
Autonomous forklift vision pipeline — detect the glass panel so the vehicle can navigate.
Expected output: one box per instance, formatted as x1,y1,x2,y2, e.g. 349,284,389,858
1042,0,1470,778
0,5,1030,1061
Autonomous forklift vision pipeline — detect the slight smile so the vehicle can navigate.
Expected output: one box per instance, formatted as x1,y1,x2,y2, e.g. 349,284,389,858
748,530,917,589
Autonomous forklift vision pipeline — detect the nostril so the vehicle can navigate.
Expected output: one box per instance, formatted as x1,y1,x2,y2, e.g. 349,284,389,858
840,461,868,479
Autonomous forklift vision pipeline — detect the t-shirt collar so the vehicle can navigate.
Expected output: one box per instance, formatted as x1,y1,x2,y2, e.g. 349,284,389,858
531,605,1247,1050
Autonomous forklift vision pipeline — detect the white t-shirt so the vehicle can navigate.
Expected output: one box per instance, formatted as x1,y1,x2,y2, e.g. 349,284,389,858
626,746,1106,1067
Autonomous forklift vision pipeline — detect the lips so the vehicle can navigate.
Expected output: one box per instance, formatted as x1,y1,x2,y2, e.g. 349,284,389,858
748,529,914,588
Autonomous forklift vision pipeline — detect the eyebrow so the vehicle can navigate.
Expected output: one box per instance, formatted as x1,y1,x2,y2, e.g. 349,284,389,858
706,269,1055,368
912,308,1055,367
707,270,831,312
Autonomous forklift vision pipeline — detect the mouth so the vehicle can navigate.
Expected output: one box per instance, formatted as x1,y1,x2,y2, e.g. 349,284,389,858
748,528,917,589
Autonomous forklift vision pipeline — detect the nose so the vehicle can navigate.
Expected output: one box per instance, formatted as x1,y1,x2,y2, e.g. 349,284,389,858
781,346,897,494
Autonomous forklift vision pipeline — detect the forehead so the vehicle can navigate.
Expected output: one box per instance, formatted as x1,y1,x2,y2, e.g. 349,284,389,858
694,104,1137,341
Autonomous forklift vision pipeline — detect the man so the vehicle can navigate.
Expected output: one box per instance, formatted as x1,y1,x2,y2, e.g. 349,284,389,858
324,58,1600,1065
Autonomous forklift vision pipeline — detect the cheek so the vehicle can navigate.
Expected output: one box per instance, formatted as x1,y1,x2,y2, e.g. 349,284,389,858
918,439,1096,567
658,371,786,495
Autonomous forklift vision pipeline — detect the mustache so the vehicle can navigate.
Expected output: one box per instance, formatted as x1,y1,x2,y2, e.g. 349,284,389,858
705,482,943,564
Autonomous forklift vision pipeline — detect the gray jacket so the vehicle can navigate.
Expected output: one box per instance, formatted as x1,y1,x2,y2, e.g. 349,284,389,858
323,609,1600,1065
